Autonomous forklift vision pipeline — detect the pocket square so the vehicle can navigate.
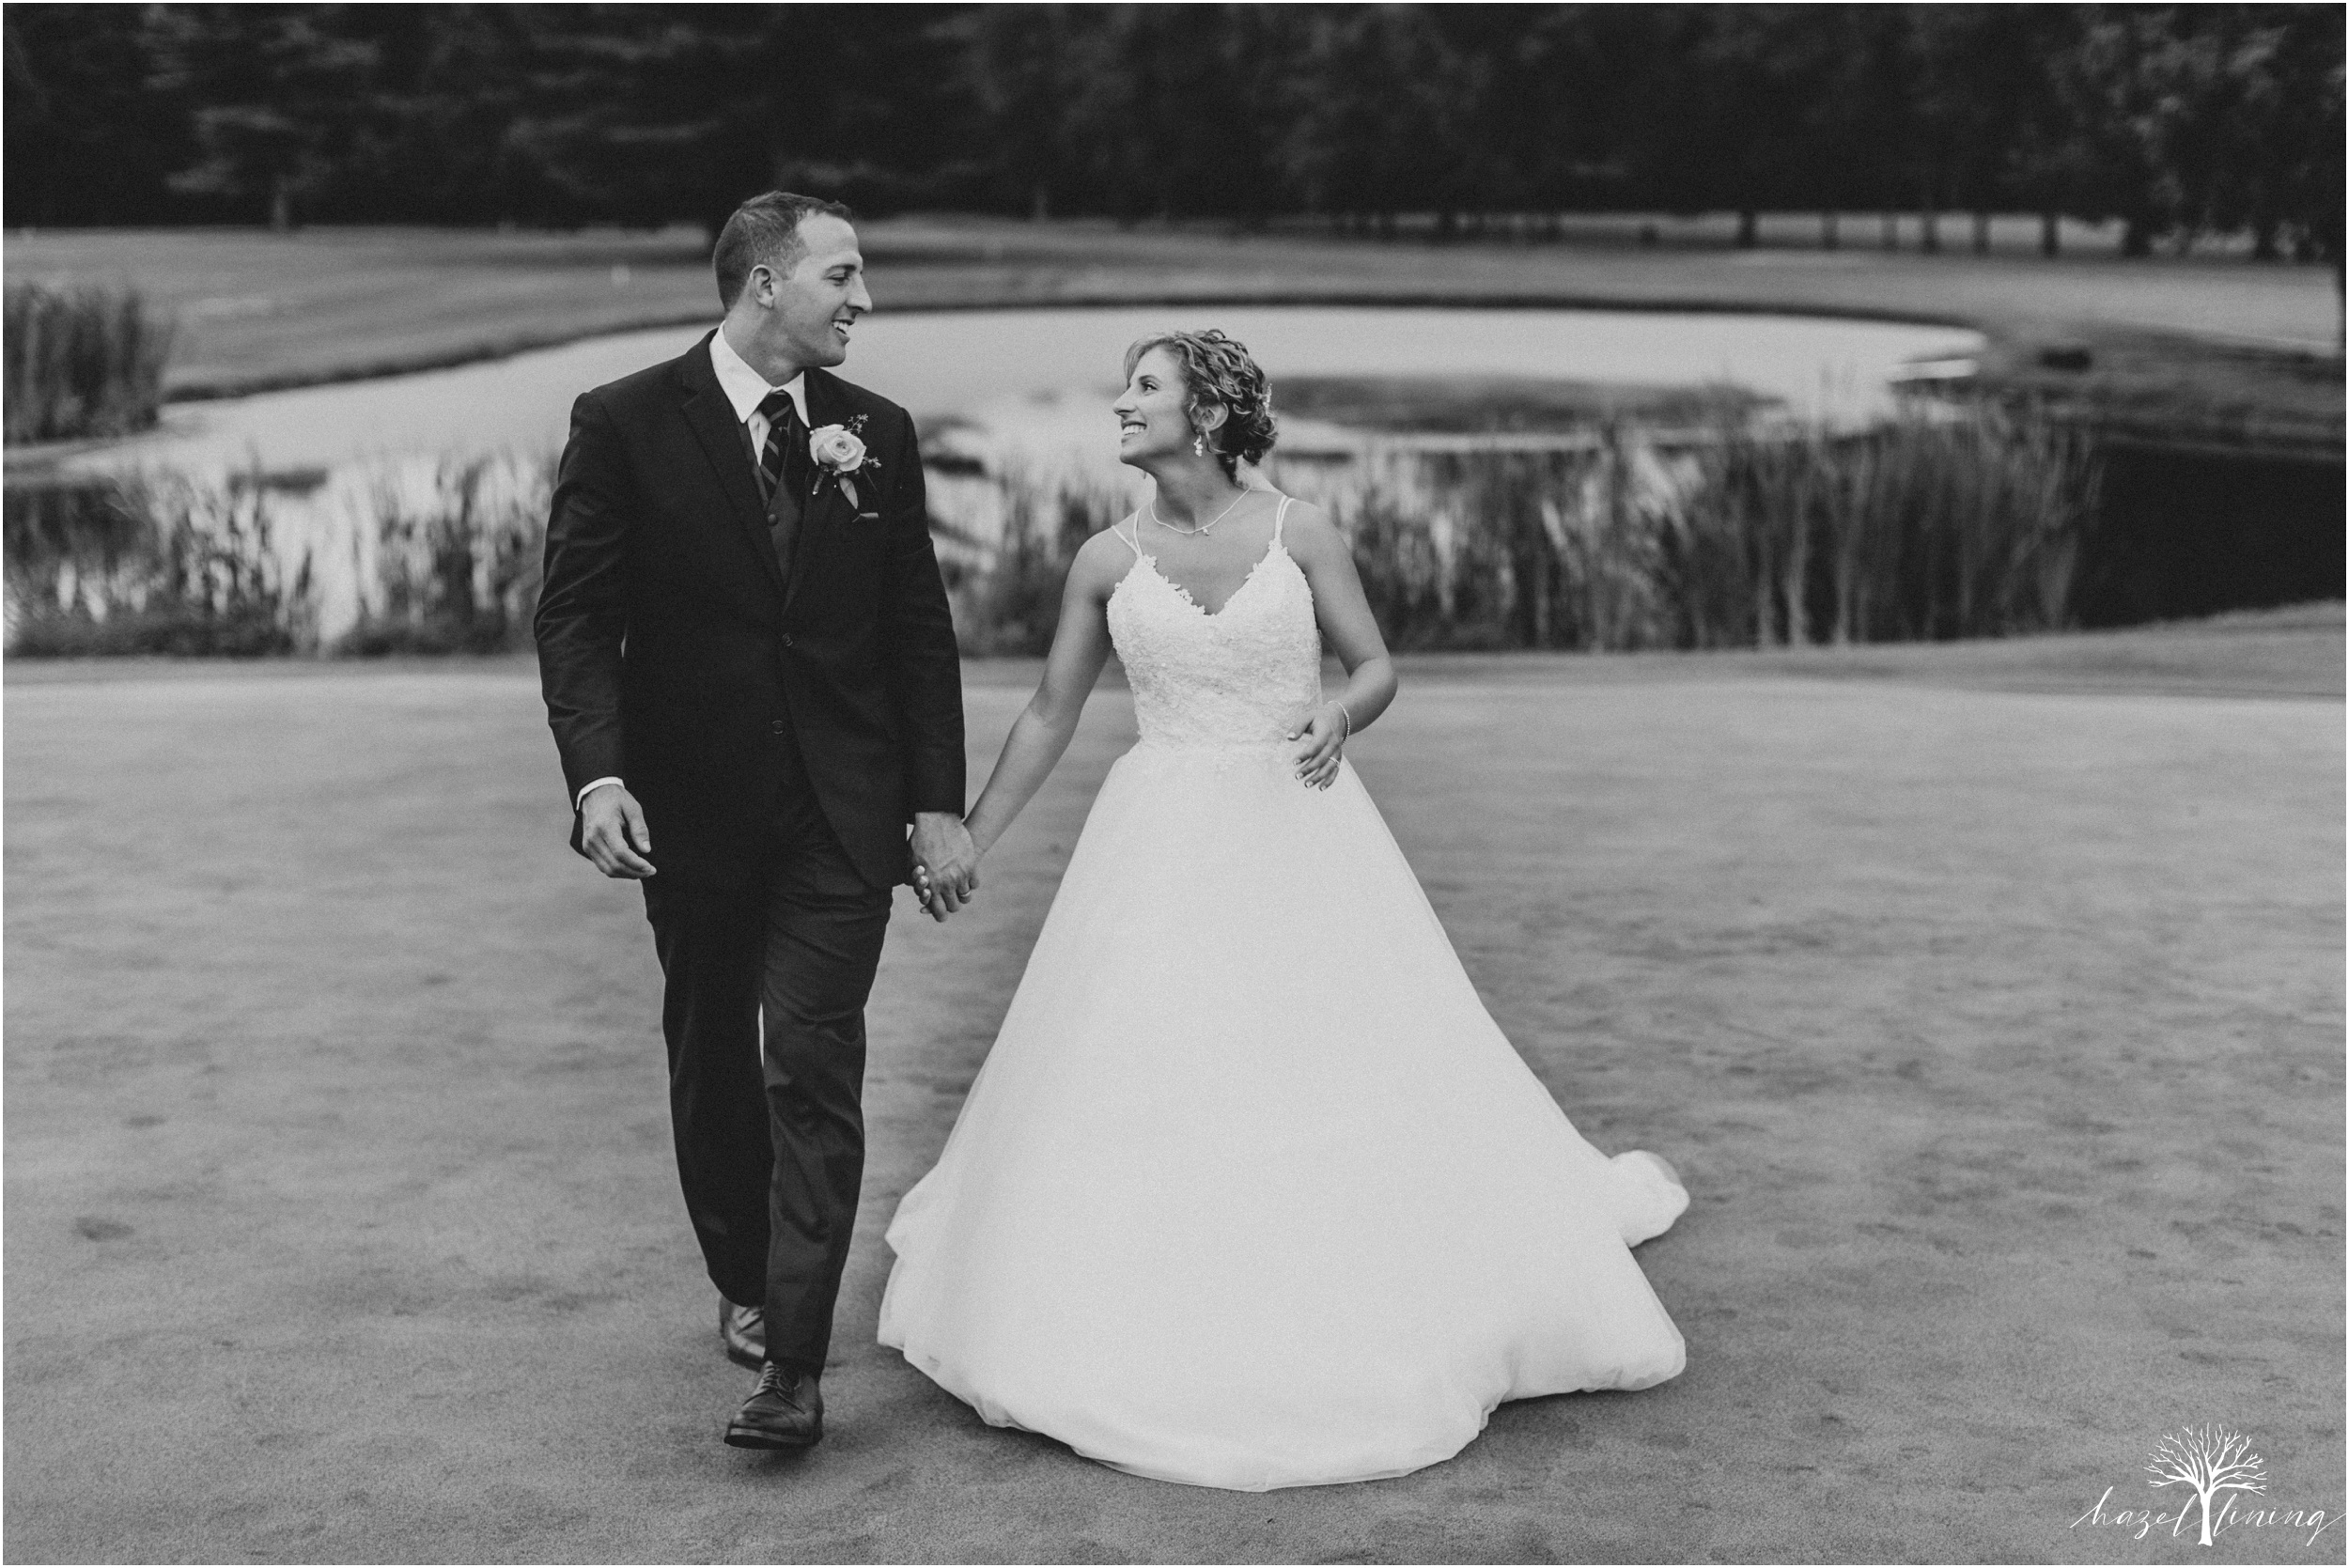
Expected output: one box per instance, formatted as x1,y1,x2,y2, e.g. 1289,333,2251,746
857,511,880,520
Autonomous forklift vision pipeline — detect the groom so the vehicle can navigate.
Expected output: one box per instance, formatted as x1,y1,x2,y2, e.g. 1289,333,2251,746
534,191,977,1450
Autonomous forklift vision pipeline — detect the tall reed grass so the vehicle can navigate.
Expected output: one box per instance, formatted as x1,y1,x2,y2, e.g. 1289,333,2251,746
5,474,307,656
4,284,177,444
940,459,1135,655
4,454,554,656
334,454,553,654
959,405,2099,653
1671,407,2096,648
7,406,2096,659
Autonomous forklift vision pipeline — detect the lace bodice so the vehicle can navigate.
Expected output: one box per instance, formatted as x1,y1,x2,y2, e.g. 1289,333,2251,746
1106,494,1323,751
883,481,1689,1492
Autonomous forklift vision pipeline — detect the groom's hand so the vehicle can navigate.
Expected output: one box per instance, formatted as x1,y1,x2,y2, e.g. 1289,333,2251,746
909,812,978,921
580,784,657,878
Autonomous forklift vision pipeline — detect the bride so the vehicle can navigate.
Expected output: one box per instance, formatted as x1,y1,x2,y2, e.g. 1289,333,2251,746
879,329,1688,1492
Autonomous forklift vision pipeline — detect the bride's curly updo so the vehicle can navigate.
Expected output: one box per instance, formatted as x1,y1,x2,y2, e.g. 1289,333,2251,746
1122,329,1278,478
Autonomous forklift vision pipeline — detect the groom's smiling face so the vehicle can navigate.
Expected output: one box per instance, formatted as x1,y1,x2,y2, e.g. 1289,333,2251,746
748,213,871,375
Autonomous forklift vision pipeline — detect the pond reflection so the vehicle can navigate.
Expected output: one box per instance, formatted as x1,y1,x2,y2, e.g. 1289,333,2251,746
10,305,1991,654
50,305,1983,480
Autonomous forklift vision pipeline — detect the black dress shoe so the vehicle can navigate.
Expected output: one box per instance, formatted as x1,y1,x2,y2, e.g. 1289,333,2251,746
719,1296,766,1371
724,1362,823,1450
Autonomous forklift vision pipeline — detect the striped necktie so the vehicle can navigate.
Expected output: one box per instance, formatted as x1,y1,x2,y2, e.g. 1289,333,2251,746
756,390,808,582
756,390,803,504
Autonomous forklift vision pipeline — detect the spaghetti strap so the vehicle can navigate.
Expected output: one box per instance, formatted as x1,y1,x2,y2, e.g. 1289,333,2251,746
1114,515,1144,557
1272,493,1291,544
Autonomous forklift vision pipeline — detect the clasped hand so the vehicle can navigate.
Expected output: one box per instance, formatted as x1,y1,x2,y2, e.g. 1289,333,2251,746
909,812,980,923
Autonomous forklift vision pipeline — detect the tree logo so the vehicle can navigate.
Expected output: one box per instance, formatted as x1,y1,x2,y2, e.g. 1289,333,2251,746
2072,1423,2338,1548
2146,1424,2269,1546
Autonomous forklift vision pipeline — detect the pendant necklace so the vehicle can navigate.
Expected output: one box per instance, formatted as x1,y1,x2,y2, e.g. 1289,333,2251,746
1146,487,1252,538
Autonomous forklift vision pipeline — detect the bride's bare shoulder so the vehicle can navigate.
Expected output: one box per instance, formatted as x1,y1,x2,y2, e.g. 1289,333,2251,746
1068,517,1143,597
1274,498,1345,561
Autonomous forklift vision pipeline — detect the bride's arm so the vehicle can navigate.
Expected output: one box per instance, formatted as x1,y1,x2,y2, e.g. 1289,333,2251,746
1283,505,1399,790
962,530,1125,856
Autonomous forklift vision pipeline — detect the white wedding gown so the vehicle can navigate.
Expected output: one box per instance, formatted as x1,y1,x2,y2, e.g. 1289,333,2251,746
878,495,1688,1491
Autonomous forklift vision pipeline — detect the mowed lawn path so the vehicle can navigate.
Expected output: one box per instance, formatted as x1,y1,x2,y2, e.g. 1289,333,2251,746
6,612,2341,1563
8,218,2338,400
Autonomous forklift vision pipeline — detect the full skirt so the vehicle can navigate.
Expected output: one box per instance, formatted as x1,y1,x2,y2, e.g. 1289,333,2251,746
878,741,1688,1491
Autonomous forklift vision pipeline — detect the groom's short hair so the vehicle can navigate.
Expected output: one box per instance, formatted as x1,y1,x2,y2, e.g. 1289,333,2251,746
714,192,855,308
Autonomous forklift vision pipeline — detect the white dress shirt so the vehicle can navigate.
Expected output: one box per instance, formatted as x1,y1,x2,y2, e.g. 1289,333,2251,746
709,324,809,455
573,331,810,813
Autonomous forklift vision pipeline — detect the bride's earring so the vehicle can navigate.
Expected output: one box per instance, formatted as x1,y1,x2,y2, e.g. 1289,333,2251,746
1192,432,1206,458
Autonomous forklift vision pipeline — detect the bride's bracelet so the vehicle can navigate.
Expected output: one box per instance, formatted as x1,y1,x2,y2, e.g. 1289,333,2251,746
1332,701,1353,741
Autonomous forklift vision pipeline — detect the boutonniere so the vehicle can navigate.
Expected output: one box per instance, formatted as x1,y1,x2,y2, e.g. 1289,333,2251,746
808,414,881,509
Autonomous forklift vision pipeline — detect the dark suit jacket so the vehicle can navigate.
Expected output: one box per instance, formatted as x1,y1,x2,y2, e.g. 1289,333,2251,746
534,330,965,889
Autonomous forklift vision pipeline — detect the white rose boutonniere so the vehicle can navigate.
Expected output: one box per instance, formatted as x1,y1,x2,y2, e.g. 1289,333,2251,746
807,415,879,509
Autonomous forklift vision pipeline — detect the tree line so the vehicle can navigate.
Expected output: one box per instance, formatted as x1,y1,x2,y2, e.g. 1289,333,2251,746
7,4,2341,262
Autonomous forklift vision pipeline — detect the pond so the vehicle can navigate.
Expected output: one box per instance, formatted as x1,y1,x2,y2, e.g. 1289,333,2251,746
51,304,1983,481
13,305,1987,650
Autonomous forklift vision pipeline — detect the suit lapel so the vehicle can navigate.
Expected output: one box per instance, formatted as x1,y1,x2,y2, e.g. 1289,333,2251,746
676,333,789,601
785,370,854,616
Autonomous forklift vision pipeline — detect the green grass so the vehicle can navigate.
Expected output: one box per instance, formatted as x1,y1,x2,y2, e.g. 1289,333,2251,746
3,622,2338,1560
4,217,2338,452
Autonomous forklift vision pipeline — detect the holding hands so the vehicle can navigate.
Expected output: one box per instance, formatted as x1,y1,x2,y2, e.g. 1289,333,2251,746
909,812,981,923
910,687,1353,922
1287,701,1352,790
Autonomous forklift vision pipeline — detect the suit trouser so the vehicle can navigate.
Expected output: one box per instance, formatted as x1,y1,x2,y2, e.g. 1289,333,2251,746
640,750,893,1374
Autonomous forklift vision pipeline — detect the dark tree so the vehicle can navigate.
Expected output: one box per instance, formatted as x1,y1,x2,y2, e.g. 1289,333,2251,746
143,4,382,229
0,0,2334,271
1906,6,2044,254
957,5,1079,219
5,6,188,225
